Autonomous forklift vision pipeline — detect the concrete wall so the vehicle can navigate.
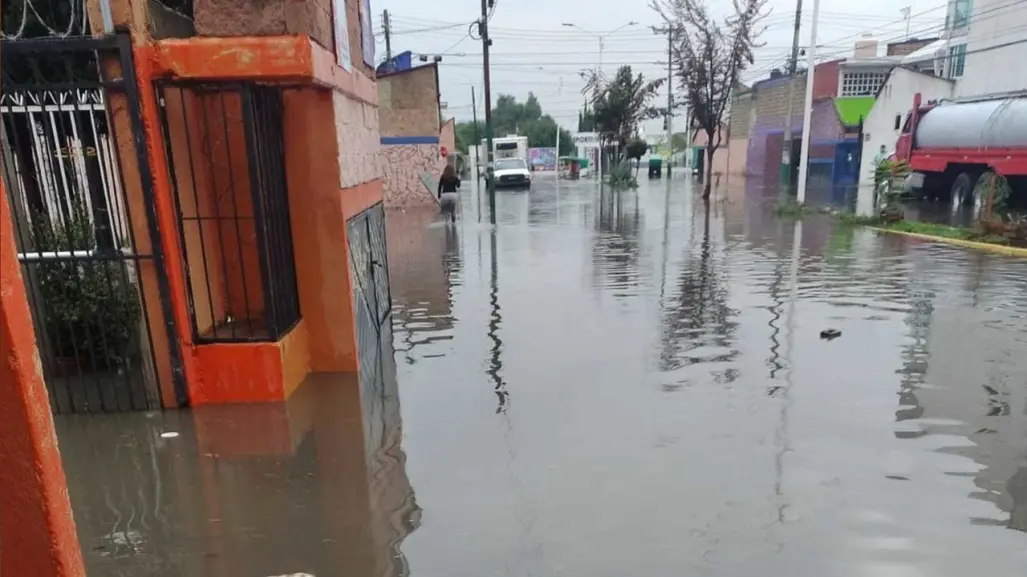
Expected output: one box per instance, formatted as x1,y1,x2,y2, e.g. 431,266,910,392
440,118,456,157
378,65,446,207
692,126,746,177
334,91,382,189
380,143,444,207
956,0,1027,97
858,69,954,188
746,76,805,177
378,65,441,138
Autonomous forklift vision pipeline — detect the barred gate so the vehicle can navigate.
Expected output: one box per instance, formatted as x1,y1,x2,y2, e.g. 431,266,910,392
347,203,393,386
0,35,184,412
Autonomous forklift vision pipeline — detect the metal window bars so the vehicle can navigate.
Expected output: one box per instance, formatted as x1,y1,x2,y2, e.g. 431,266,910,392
156,81,301,343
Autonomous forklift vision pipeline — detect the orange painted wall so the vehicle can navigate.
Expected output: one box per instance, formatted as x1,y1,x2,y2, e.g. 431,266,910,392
0,181,86,577
190,320,309,405
283,89,357,372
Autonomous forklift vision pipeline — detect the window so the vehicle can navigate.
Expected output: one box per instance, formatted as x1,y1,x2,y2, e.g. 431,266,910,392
894,115,902,130
948,44,967,78
841,71,888,96
951,0,973,29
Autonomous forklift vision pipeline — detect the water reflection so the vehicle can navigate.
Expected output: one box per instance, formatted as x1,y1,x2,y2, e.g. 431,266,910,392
58,357,419,576
387,209,461,363
58,174,1027,575
659,204,739,377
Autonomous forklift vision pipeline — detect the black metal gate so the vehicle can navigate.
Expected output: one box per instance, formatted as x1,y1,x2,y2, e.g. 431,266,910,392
347,203,393,386
0,35,184,413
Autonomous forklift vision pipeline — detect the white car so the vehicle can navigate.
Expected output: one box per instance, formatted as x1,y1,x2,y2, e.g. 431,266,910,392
490,158,532,189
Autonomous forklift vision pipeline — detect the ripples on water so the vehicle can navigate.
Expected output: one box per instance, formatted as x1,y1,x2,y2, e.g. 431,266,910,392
392,178,1027,576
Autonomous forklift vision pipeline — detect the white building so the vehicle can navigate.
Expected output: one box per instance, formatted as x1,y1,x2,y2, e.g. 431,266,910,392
955,0,1027,97
855,0,1027,198
856,68,955,213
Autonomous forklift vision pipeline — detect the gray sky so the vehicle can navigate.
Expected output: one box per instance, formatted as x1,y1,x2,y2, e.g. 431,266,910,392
372,0,948,133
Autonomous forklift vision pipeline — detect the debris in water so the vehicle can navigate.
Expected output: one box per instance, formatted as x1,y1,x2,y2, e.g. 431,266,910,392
820,328,842,340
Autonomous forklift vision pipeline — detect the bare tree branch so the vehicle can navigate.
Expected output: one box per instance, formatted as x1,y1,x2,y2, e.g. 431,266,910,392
651,0,767,200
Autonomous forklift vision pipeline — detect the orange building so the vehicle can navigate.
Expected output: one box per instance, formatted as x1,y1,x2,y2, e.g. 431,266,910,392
2,0,388,410
1,0,392,573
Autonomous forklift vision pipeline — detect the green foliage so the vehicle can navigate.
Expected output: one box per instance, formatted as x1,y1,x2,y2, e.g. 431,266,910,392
626,139,649,161
32,201,140,369
974,171,1012,218
671,132,691,153
873,157,911,220
607,162,638,190
836,213,883,226
582,66,664,153
455,93,573,155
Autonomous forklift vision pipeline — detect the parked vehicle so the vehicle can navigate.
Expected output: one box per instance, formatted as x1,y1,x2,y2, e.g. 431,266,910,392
489,157,532,189
898,92,1027,209
647,157,662,178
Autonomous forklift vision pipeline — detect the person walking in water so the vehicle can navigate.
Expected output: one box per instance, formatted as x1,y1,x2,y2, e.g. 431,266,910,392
438,164,460,224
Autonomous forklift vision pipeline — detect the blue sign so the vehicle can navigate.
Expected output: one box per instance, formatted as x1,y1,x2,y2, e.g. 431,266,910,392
361,0,375,68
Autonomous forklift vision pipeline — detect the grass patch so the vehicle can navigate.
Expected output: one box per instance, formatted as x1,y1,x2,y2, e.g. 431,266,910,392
878,220,1011,245
836,213,882,226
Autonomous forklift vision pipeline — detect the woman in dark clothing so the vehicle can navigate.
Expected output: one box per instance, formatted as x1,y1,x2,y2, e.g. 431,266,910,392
438,164,460,223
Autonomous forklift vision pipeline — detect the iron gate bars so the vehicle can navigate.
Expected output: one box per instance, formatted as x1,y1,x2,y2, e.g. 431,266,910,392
1,34,186,412
156,81,301,343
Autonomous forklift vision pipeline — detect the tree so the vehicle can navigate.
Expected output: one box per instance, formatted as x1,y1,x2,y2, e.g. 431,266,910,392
651,0,767,201
455,120,485,153
626,139,649,177
581,66,664,164
456,94,572,155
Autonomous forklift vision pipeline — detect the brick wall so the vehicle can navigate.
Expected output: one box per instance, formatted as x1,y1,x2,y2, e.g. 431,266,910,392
378,65,441,138
812,60,842,99
194,0,333,50
728,91,753,140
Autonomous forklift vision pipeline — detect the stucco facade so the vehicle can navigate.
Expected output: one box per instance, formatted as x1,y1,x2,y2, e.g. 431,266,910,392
955,0,1027,97
378,64,448,208
858,68,954,188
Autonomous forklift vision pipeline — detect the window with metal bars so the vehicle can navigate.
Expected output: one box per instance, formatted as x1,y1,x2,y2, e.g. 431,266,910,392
156,81,300,343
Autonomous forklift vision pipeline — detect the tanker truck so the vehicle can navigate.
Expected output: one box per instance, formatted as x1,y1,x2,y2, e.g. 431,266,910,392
898,92,1027,209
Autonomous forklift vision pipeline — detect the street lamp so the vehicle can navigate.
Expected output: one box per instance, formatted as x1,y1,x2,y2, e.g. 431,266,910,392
561,21,638,76
561,21,637,181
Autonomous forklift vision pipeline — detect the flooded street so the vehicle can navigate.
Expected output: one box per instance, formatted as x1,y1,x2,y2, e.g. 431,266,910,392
58,174,1027,576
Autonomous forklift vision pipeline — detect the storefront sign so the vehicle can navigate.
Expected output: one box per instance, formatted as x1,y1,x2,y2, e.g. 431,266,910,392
573,132,599,147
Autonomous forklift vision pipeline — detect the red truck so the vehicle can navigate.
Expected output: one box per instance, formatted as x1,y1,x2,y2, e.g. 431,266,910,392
897,92,1027,209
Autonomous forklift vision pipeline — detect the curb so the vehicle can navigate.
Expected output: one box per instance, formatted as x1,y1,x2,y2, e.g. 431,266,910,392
870,227,1027,257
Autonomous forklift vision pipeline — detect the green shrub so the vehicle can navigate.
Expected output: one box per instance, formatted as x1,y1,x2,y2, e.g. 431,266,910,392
32,200,140,370
607,161,638,190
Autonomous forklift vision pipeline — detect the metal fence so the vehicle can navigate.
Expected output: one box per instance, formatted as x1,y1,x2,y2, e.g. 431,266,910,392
1,35,184,412
347,203,392,385
156,81,300,343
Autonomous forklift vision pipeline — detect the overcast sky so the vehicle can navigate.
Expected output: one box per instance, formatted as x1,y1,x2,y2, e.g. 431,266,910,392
371,0,948,134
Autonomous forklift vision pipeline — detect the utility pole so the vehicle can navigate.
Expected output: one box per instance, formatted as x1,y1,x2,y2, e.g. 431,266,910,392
796,0,821,204
480,0,496,224
901,6,912,39
653,25,681,175
780,0,804,190
472,86,483,222
471,86,481,178
665,29,673,177
382,10,393,62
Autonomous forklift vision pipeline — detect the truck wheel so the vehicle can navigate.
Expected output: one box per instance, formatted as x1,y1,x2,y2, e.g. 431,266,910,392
950,172,978,209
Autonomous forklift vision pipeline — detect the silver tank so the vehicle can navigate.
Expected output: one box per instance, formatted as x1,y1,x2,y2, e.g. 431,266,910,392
916,96,1027,149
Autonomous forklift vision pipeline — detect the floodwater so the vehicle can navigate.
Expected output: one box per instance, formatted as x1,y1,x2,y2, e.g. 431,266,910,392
57,173,1027,576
